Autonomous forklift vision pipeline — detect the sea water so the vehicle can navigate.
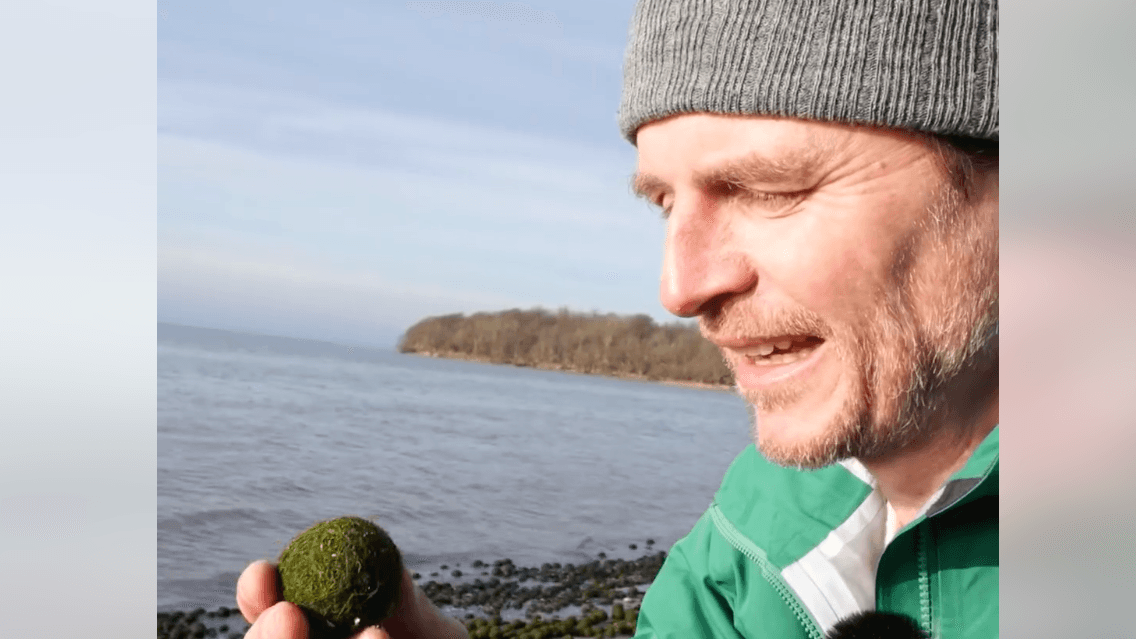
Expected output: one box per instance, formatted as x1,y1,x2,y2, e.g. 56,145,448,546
157,324,752,612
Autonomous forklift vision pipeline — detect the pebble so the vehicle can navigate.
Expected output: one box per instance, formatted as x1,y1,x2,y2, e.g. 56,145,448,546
159,543,660,638
418,548,664,620
156,607,250,639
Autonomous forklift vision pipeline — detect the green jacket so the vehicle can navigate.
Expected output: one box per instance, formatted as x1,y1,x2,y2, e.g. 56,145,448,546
635,428,998,639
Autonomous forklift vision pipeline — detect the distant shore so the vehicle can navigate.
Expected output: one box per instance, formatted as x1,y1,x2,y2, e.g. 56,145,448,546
409,350,733,392
398,309,735,388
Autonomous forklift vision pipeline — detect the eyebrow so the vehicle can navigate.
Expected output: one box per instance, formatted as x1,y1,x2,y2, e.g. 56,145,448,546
630,172,668,201
630,148,825,200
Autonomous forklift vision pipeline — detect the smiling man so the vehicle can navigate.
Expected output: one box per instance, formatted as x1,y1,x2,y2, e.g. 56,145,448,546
236,1,998,638
634,120,998,479
621,0,998,638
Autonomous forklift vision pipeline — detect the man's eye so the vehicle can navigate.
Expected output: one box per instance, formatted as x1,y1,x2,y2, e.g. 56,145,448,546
733,188,809,214
746,191,798,204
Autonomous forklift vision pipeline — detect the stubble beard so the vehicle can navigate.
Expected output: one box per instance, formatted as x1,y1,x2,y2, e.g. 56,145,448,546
724,184,999,470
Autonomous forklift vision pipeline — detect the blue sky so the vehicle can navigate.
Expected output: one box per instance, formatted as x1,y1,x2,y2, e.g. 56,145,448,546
159,1,667,347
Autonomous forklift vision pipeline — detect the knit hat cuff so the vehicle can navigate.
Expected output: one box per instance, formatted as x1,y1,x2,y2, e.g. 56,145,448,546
618,0,999,144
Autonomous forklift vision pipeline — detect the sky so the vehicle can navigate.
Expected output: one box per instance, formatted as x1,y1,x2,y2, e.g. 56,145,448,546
158,1,669,347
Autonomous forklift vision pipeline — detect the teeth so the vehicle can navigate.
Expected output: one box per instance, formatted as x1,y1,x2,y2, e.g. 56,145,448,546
775,340,791,350
744,340,821,366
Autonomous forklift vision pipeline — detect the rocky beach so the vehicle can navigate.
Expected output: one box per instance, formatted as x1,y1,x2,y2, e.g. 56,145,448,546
157,545,666,639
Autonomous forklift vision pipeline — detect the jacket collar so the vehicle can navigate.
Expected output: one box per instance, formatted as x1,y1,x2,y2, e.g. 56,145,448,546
925,424,999,519
713,425,999,567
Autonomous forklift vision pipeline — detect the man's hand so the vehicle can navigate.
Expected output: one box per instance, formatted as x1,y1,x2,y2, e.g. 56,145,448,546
236,560,469,639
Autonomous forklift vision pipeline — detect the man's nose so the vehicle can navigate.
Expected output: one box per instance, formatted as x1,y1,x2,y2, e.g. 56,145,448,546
659,200,756,318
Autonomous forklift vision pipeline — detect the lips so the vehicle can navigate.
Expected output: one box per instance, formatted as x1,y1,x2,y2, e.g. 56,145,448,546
716,335,827,388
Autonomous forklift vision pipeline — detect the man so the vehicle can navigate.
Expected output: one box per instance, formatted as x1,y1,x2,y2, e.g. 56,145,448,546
237,0,999,637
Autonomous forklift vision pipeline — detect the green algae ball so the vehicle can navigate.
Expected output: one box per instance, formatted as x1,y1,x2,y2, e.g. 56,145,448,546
277,516,403,639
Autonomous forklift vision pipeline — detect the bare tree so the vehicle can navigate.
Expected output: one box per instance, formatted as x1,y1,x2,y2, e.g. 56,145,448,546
398,308,733,386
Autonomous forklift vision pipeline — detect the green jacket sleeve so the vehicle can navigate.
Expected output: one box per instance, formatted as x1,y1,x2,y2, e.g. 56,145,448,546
634,507,818,639
633,511,745,639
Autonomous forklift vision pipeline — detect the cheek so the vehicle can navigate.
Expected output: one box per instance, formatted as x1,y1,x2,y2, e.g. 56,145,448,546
748,209,903,319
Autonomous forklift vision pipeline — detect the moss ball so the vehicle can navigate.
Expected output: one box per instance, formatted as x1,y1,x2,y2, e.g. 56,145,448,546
277,516,403,639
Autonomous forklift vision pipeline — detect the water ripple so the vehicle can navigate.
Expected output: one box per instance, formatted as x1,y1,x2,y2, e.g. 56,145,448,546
158,330,752,611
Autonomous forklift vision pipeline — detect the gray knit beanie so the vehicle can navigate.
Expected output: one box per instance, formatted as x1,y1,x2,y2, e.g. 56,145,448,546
619,0,998,144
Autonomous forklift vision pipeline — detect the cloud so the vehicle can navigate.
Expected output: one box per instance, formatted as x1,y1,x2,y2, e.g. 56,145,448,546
160,80,641,229
157,78,671,340
158,131,653,253
159,235,524,346
405,1,562,31
157,80,662,298
399,2,623,66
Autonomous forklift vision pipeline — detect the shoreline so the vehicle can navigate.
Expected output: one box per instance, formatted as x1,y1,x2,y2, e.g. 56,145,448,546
158,551,664,639
407,350,733,393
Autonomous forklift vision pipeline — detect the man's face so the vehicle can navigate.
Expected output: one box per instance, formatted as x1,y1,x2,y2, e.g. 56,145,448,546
633,114,998,468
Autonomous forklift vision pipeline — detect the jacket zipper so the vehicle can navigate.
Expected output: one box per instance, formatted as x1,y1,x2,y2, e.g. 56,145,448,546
899,454,998,639
915,523,933,637
709,504,824,639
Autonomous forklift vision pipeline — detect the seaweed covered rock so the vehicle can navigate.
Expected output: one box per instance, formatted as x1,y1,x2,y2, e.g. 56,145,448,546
278,516,403,639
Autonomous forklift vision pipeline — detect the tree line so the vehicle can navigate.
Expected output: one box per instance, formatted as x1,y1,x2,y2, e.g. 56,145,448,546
398,308,734,386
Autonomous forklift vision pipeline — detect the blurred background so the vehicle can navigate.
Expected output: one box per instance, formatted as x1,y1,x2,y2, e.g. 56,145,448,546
1,0,1135,637
1000,1,1136,635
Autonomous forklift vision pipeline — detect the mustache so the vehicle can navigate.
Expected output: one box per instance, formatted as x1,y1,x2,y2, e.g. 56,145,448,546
700,301,833,343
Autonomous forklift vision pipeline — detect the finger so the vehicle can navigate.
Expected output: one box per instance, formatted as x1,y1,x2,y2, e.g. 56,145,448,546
237,560,282,623
353,627,390,639
379,569,468,639
245,601,309,639
375,569,421,635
